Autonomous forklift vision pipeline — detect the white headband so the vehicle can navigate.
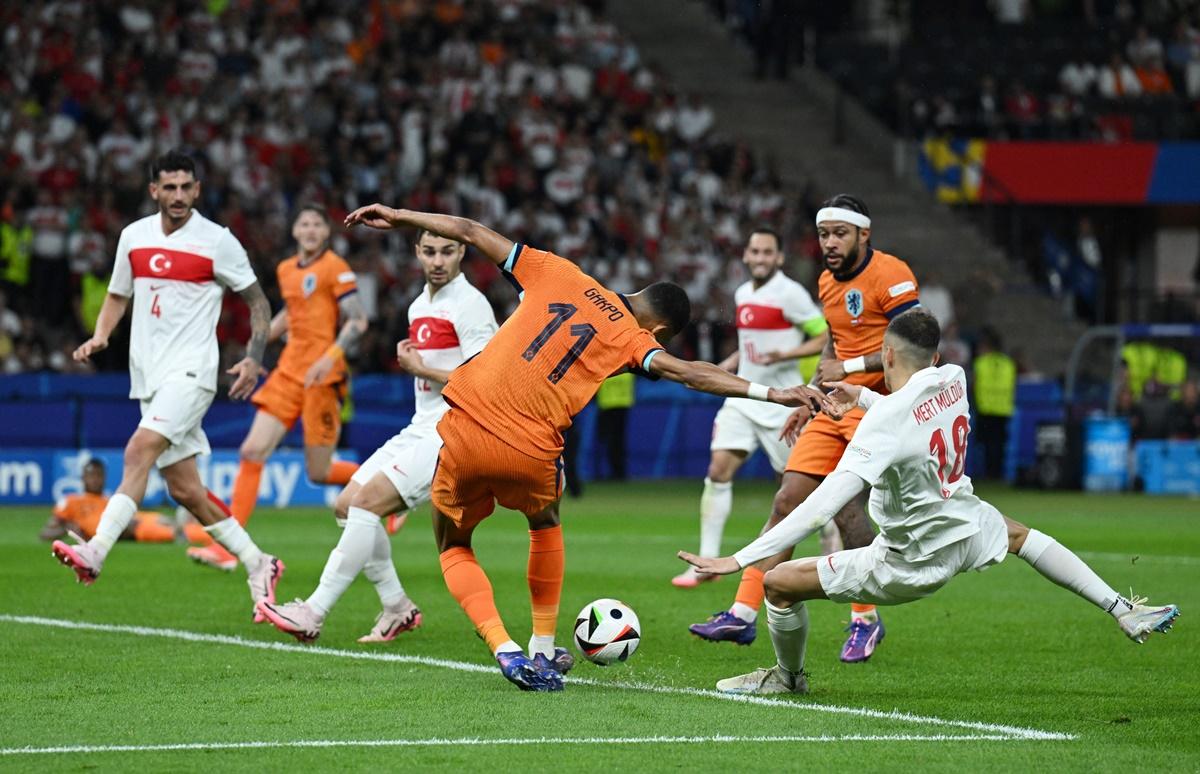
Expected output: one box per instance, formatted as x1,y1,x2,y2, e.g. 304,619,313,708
816,207,871,229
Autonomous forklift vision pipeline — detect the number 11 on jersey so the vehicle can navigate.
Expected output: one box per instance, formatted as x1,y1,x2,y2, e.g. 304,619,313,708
523,303,597,384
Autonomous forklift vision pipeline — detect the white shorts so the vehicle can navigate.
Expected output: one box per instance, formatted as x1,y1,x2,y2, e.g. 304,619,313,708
710,403,790,473
817,502,1009,605
138,380,215,469
352,420,444,509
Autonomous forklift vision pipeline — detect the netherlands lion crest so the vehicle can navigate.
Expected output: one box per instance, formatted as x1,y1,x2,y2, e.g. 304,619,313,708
302,273,317,298
845,288,864,318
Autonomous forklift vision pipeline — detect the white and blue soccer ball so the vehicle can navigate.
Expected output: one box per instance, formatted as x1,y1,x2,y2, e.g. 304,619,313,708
573,598,641,666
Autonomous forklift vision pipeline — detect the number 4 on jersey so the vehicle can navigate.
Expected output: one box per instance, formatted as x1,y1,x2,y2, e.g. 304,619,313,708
929,414,970,496
523,303,598,384
150,294,162,318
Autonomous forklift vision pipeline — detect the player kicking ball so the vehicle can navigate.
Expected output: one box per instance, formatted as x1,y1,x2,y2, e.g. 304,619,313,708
256,230,498,644
679,309,1179,695
53,150,284,615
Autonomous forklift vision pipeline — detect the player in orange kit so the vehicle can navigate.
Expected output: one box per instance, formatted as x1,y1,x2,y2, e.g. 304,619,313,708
256,204,826,692
689,194,922,666
188,204,367,571
39,458,209,545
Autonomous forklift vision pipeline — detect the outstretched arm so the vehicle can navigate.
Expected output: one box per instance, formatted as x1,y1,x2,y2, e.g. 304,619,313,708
647,350,828,411
305,293,369,388
73,293,130,362
228,281,271,400
762,329,829,364
678,469,867,574
344,205,514,266
268,309,288,343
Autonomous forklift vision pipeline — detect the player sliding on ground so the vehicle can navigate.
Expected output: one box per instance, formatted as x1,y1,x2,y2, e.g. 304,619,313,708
679,309,1180,695
319,204,825,692
52,150,285,614
257,230,498,643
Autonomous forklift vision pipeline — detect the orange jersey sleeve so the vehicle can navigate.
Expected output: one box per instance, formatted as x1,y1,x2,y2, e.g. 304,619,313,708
274,251,356,384
54,493,109,539
818,249,920,392
442,244,663,459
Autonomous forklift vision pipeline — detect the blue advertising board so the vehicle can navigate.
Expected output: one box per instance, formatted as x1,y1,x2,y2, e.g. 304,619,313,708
1082,417,1131,492
0,448,356,508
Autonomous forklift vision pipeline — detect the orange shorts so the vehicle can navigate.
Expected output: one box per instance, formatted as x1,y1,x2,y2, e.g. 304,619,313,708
431,407,563,528
251,371,345,447
785,408,866,477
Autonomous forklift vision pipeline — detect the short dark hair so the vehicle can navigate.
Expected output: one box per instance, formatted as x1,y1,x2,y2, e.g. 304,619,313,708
748,227,782,251
83,458,105,473
819,193,870,219
150,150,197,181
643,281,691,339
294,203,330,226
886,308,940,356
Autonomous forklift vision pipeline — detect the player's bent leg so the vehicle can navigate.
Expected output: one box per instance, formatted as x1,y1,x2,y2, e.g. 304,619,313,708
357,483,422,644
831,493,885,662
233,411,289,520
689,471,819,645
51,429,169,584
1006,516,1180,643
525,503,573,674
674,449,746,588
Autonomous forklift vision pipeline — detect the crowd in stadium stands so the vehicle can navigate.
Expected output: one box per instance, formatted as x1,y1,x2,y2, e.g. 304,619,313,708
905,9,1200,141
0,0,831,383
1117,340,1200,440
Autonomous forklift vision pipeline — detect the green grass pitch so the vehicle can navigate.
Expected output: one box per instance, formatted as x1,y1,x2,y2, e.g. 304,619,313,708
1,481,1196,771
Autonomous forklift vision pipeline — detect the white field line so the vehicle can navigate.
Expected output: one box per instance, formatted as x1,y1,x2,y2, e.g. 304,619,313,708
0,734,1025,756
1076,551,1200,567
0,614,1074,742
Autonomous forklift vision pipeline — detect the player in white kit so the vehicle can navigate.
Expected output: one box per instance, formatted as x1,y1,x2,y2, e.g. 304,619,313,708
673,229,828,588
54,151,285,612
257,230,499,643
679,309,1180,694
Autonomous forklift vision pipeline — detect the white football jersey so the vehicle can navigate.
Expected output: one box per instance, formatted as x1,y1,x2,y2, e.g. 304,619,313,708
407,273,498,424
727,270,823,424
838,364,984,560
109,211,257,399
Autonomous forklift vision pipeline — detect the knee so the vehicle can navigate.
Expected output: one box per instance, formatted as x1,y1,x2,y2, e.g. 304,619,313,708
239,439,271,464
123,434,161,470
706,460,733,482
770,488,800,523
762,567,791,606
167,478,206,510
333,490,354,523
527,506,560,531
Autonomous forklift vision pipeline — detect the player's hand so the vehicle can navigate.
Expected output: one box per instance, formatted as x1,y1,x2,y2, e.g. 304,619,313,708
676,551,741,576
344,203,403,230
769,384,827,412
779,405,815,446
816,358,847,383
822,380,862,415
761,350,789,365
226,357,266,400
73,335,108,362
394,339,426,376
304,355,336,388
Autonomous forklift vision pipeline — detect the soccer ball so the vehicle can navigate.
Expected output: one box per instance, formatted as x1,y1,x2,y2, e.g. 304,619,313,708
573,598,641,666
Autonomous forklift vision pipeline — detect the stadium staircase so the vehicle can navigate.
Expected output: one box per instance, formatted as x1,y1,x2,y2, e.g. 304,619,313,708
607,0,1086,376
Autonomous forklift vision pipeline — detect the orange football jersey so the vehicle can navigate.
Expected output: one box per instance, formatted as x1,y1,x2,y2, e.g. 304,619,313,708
275,250,357,384
443,244,664,460
818,248,920,391
53,493,109,538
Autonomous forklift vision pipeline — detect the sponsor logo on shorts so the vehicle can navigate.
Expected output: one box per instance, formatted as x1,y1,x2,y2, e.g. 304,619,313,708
392,464,407,477
846,443,871,460
151,416,168,422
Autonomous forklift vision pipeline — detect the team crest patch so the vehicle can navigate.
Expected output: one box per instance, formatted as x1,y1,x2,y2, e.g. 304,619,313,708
302,273,317,297
845,289,864,318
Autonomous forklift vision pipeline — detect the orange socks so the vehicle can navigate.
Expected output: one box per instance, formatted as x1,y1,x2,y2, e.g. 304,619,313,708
851,603,878,621
734,565,766,611
131,516,175,543
527,525,564,638
325,460,359,486
440,547,512,653
231,459,264,525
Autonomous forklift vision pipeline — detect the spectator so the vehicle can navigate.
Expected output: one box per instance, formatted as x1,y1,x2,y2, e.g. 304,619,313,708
918,271,956,329
1004,80,1041,136
1059,57,1097,97
975,75,1004,135
1097,53,1142,98
1167,379,1200,439
1126,25,1164,68
1136,54,1175,95
990,0,1030,25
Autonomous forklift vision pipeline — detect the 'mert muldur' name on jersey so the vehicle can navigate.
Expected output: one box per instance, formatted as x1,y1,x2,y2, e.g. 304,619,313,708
108,211,258,399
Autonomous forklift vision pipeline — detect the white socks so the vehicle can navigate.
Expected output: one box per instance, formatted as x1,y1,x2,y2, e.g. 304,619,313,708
766,599,809,676
308,506,378,617
205,518,264,569
699,478,733,558
731,602,758,622
363,519,407,608
495,640,522,655
90,493,137,556
1018,528,1131,617
528,634,555,659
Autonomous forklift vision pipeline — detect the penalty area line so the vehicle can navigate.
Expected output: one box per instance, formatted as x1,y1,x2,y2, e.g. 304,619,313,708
0,613,1074,742
2,733,1027,755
